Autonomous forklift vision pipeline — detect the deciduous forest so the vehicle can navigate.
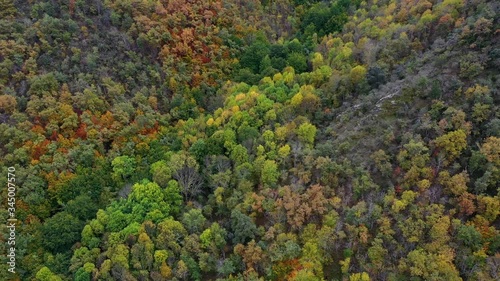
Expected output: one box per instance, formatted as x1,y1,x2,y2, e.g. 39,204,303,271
0,0,499,280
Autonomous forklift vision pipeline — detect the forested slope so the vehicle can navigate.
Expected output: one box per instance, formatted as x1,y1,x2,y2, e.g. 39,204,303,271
0,0,499,280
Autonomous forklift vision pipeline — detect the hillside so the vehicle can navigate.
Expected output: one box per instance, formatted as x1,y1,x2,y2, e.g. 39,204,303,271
0,0,499,280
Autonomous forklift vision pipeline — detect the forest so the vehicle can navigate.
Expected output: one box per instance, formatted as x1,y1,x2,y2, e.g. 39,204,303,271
0,0,498,280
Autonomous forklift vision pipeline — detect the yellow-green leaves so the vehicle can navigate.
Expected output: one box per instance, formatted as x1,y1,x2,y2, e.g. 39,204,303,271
297,122,317,147
350,65,367,84
434,130,467,162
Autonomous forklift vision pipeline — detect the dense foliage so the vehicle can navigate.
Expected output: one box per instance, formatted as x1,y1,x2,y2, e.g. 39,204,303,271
0,0,499,280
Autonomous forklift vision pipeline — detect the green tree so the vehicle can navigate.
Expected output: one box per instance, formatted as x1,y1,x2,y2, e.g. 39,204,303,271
74,263,94,281
200,222,227,253
297,122,317,147
156,219,187,254
164,180,183,216
240,39,270,73
126,180,173,222
231,209,258,244
112,156,136,182
150,160,172,187
230,144,249,166
181,208,207,234
65,195,98,221
261,160,279,187
42,212,84,253
287,53,308,73
35,267,62,281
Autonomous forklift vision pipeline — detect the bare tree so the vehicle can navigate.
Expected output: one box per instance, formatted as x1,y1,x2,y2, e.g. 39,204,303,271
170,152,203,201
